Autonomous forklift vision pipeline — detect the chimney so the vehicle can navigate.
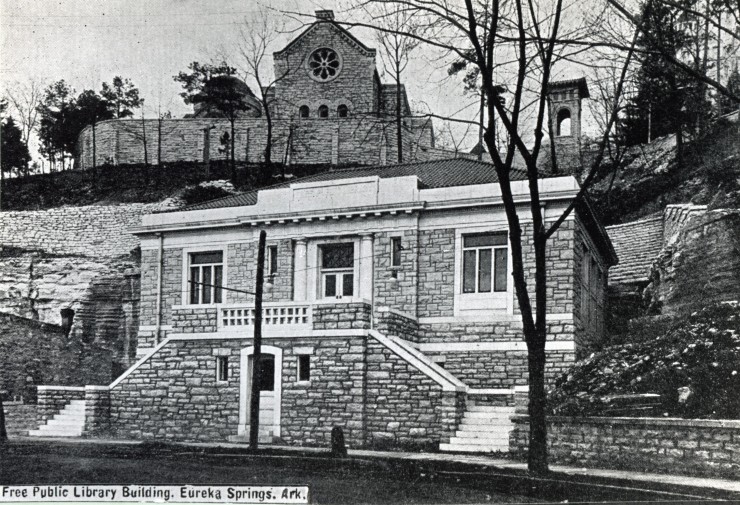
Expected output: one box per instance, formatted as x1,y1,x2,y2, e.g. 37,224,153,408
315,10,335,20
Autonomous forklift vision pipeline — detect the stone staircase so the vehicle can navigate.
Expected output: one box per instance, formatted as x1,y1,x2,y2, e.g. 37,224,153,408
440,405,515,453
28,400,86,437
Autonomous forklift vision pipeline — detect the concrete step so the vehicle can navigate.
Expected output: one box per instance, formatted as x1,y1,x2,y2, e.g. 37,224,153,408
44,420,85,428
460,417,514,426
440,442,510,453
463,411,514,419
29,429,83,437
454,429,512,439
467,406,516,413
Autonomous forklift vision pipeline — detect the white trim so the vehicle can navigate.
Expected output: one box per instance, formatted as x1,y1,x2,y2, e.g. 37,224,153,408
453,226,514,317
468,388,513,395
110,338,172,389
180,245,228,307
418,341,575,352
37,386,86,392
138,325,173,331
293,346,315,355
376,306,417,321
166,329,368,340
84,385,110,391
239,345,283,439
368,330,466,392
417,313,574,324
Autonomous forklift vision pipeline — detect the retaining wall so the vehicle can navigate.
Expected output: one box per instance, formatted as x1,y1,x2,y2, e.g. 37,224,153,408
510,415,740,478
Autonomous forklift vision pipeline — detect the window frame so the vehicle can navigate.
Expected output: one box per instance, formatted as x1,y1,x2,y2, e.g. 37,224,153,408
318,104,329,119
337,104,349,118
216,356,229,383
306,238,360,303
181,246,228,306
318,242,355,300
299,105,309,118
454,227,512,316
297,354,311,383
390,236,402,269
267,245,278,278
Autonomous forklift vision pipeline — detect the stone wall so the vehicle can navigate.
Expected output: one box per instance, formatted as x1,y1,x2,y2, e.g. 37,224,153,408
375,307,419,343
0,204,162,257
2,402,39,436
312,302,371,330
36,386,85,424
510,415,740,479
417,229,456,318
424,348,574,389
83,386,111,436
0,313,114,401
171,307,218,333
374,230,419,318
365,335,465,449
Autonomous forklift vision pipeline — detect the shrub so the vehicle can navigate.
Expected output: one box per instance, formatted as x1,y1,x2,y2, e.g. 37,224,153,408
549,302,740,418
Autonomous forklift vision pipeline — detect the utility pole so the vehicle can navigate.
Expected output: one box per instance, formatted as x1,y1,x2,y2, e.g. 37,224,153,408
249,230,266,451
0,395,7,443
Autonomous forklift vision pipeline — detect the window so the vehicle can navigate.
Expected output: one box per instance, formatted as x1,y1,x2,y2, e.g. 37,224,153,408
189,251,223,304
299,105,309,118
556,108,572,137
255,354,275,391
390,237,402,268
216,356,229,382
297,355,311,382
308,47,341,82
320,243,354,299
267,245,278,277
337,104,348,118
318,105,329,118
462,233,508,293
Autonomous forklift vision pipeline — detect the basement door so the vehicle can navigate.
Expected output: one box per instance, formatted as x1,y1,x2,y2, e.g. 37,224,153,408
238,345,283,441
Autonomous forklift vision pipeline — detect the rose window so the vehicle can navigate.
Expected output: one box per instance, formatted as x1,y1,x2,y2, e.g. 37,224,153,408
308,48,341,82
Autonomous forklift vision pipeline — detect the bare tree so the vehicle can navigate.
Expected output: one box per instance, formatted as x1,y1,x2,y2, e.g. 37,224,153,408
236,9,290,167
349,0,638,474
5,79,44,174
362,3,424,163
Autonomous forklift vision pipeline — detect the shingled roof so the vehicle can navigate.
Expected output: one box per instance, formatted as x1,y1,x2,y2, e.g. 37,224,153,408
606,215,664,286
182,159,530,212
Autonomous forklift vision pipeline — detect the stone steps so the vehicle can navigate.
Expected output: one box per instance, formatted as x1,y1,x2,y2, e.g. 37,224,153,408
440,405,514,454
28,400,86,438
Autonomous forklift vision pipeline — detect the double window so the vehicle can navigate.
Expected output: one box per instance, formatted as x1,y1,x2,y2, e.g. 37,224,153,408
189,251,224,304
320,243,354,299
462,232,508,293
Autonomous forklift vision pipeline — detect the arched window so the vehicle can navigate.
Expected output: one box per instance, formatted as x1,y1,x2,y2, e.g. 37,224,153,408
556,108,572,137
299,105,309,118
337,104,348,118
318,105,329,118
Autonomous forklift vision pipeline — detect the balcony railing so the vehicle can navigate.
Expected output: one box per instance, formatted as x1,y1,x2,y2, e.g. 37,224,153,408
219,302,312,329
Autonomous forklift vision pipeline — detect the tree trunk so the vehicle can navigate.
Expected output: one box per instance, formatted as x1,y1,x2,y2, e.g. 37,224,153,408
264,101,273,166
396,70,403,163
526,338,548,474
249,230,266,451
0,396,7,442
230,118,236,182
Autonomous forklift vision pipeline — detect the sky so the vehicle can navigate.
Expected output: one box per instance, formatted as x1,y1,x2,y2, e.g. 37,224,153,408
0,0,599,164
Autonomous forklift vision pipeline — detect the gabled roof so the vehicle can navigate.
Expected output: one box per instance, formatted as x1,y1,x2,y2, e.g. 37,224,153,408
274,13,376,59
181,159,529,212
606,215,664,286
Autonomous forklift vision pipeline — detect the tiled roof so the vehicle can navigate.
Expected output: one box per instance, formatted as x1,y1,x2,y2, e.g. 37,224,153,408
606,215,664,286
182,159,530,212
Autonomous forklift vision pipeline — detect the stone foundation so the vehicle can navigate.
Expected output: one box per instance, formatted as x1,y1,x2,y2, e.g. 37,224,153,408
36,386,85,425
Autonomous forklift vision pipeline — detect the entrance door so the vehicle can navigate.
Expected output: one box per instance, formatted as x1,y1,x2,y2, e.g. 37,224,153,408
238,346,282,441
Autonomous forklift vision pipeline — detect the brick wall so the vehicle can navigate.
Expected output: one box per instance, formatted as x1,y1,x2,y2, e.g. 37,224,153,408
511,415,740,479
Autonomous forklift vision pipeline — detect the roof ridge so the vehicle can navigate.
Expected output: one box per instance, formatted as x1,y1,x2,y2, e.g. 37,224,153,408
606,215,664,230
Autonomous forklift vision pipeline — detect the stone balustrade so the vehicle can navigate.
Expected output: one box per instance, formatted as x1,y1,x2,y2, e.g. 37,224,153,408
219,302,312,330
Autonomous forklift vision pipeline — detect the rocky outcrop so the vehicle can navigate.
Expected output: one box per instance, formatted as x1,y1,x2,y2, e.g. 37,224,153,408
646,209,740,314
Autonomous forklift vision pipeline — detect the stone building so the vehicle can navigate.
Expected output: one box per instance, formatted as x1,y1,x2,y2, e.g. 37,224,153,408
76,10,455,169
32,158,616,450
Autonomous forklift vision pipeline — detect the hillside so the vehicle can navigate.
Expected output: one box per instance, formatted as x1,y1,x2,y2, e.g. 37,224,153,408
589,118,740,225
0,161,346,211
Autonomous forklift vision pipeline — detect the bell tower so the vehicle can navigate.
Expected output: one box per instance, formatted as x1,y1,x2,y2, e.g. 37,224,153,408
547,78,589,175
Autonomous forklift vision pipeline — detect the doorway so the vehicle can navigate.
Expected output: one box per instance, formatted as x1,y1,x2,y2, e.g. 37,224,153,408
239,345,282,441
